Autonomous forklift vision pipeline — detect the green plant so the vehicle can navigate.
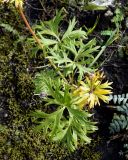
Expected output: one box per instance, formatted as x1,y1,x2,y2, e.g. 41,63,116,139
32,70,98,151
101,7,124,33
112,7,128,58
112,7,124,30
39,0,109,11
58,0,108,10
101,7,124,38
30,9,102,80
99,7,124,65
118,35,128,57
109,93,128,159
109,93,128,134
0,3,104,159
87,8,123,68
0,0,113,154
0,23,25,50
31,67,113,151
29,9,113,151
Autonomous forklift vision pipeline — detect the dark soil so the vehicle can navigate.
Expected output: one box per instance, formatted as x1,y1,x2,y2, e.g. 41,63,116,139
103,57,128,94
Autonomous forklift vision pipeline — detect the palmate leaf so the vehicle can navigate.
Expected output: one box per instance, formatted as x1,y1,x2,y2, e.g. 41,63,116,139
32,107,65,135
76,45,100,60
47,50,93,79
32,71,97,151
62,38,98,60
32,9,65,48
33,70,61,95
53,107,97,151
62,40,78,56
32,106,97,151
49,108,65,137
62,17,76,39
38,29,60,41
77,38,97,55
34,70,72,106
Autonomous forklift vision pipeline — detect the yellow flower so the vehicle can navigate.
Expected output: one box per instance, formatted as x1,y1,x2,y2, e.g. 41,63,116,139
1,0,23,8
73,71,112,109
10,0,23,8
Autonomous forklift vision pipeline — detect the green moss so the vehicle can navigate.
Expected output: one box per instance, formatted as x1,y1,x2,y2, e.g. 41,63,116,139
0,129,65,160
0,127,102,160
80,143,102,160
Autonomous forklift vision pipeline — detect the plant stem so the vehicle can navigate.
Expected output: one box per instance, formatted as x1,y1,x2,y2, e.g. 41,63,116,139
18,5,68,83
89,45,106,68
18,5,43,48
89,29,118,68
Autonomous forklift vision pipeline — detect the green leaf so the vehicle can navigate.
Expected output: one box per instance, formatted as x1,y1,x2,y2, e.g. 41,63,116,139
38,32,58,46
62,18,86,40
47,9,65,35
31,110,49,118
62,17,76,40
52,128,68,141
50,107,65,137
76,46,100,60
101,30,113,36
39,29,60,41
34,70,61,95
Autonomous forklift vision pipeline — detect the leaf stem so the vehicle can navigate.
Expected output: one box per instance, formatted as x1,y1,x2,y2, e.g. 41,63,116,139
89,45,106,68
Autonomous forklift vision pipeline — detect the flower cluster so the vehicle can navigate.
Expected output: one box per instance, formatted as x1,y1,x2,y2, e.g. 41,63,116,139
73,71,112,109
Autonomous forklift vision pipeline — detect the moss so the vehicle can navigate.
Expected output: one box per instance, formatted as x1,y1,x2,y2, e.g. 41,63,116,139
80,143,102,160
0,127,102,160
0,4,102,160
0,129,66,160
